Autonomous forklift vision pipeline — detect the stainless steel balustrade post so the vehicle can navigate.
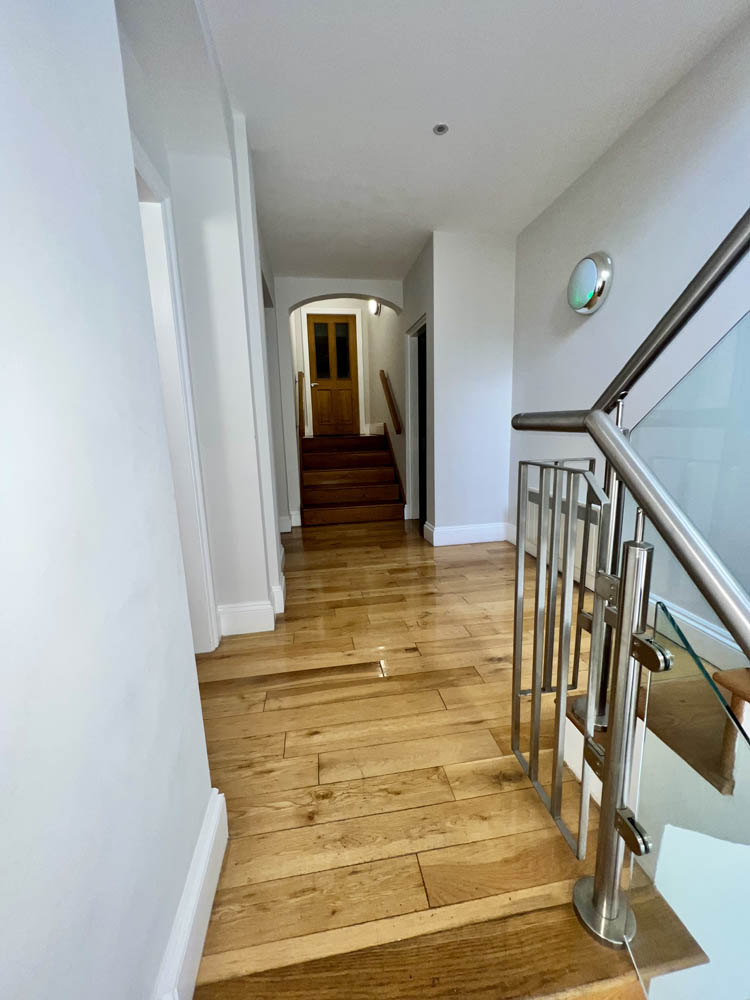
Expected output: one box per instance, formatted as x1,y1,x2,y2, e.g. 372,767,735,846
596,395,627,724
573,539,653,947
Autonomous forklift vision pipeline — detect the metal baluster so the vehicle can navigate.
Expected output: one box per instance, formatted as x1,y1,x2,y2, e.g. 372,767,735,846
574,538,653,946
530,466,551,783
572,468,595,690
543,467,563,691
551,472,579,828
511,464,529,757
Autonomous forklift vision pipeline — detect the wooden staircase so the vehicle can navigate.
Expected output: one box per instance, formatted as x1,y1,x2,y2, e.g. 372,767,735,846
300,435,405,526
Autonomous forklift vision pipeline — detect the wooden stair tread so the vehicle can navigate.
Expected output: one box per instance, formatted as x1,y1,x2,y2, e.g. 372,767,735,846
302,435,386,452
304,499,405,509
303,467,396,485
194,902,639,999
303,484,401,504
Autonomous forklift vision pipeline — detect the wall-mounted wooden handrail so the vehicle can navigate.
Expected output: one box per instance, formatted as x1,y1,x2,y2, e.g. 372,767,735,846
379,369,402,435
297,371,305,437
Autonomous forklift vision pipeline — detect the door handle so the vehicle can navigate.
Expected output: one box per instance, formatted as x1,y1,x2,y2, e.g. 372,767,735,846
311,382,319,387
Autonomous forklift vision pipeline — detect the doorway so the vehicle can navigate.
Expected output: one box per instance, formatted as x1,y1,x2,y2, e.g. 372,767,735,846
306,313,359,435
416,326,427,534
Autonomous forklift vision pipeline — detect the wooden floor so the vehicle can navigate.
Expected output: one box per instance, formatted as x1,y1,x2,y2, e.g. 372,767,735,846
194,521,640,999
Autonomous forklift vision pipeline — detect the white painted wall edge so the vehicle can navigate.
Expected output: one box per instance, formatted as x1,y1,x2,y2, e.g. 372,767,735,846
424,521,514,547
218,600,275,634
291,510,302,527
152,789,228,1000
279,514,292,533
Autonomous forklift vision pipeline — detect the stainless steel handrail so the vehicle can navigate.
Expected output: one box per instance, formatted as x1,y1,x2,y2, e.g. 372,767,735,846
594,207,750,412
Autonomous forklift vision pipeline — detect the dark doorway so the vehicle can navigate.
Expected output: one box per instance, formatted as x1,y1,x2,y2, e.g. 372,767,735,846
417,326,427,535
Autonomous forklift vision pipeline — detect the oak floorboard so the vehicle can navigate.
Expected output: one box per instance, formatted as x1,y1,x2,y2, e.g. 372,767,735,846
319,730,502,783
203,856,428,954
418,823,597,906
265,666,482,712
200,660,384,698
204,689,445,743
226,766,454,837
220,787,560,888
283,699,555,758
211,754,319,799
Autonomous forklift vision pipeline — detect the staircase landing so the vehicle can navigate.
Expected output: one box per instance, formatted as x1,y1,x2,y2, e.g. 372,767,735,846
300,434,405,526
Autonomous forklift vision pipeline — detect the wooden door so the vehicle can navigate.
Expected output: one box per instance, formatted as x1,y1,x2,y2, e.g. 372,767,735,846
307,314,360,435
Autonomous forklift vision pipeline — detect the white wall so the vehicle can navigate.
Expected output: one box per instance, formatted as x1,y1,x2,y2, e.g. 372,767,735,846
511,19,750,523
273,277,403,520
169,152,275,633
0,2,220,996
429,232,516,545
139,201,219,652
229,112,285,613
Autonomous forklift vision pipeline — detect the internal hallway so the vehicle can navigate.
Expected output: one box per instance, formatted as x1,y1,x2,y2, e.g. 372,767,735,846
193,521,641,998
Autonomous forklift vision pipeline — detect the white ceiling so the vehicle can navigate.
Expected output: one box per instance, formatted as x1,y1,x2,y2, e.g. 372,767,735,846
203,0,750,278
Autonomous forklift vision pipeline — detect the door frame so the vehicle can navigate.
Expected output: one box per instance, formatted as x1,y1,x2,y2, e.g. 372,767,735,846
300,304,366,436
405,315,427,521
132,133,220,652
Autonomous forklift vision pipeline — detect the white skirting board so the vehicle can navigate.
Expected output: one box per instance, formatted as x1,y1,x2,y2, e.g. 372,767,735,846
271,579,286,615
218,599,275,634
423,521,514,546
152,789,228,1000
290,509,302,527
278,514,292,533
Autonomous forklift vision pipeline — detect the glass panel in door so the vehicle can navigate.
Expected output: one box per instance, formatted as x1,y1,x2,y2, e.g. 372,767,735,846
334,322,351,378
313,322,330,379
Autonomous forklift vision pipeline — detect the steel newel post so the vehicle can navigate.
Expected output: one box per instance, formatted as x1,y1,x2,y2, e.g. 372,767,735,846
573,539,653,947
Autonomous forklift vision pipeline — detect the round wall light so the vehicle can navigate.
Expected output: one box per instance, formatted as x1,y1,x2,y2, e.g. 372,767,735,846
432,123,449,136
567,252,613,315
368,299,382,316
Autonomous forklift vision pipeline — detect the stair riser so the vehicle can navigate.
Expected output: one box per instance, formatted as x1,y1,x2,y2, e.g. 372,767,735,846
302,503,405,525
303,484,401,504
301,435,386,453
303,451,391,469
303,468,396,486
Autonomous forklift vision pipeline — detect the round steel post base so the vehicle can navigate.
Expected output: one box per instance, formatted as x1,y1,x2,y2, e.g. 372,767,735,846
573,876,636,949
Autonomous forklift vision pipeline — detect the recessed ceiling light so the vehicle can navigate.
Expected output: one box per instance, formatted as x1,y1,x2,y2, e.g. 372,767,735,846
432,123,449,136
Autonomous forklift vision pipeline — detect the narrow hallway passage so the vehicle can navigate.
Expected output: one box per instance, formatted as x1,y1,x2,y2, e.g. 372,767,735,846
194,523,639,998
